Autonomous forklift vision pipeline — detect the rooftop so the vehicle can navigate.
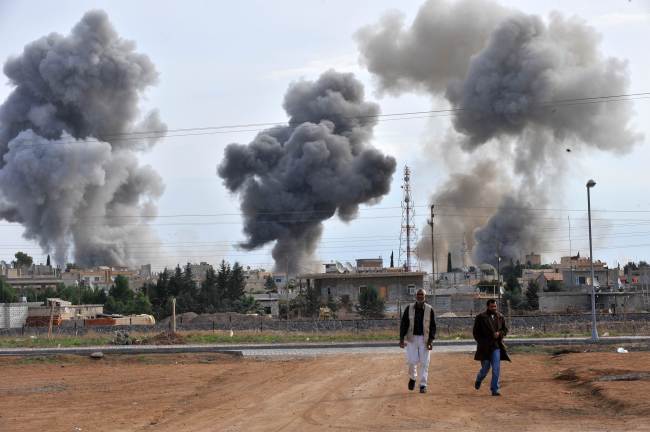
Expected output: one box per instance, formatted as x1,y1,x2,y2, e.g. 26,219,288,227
298,271,426,280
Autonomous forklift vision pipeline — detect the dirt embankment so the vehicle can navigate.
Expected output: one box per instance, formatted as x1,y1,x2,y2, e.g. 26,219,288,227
0,351,648,432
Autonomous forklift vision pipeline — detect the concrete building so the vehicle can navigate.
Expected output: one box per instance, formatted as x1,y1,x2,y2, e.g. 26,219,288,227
432,285,498,315
521,268,563,291
525,252,541,266
356,258,383,273
561,267,619,290
2,275,61,294
0,301,42,329
252,293,280,317
139,264,153,279
560,254,606,271
188,262,213,285
539,290,648,313
298,269,426,315
62,266,145,292
244,268,273,293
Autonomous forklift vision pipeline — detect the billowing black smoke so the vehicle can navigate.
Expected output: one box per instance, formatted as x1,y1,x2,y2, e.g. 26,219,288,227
358,0,642,265
218,70,396,273
0,10,166,266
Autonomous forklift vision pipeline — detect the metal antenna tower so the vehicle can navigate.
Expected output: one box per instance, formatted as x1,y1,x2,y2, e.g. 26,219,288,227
398,166,418,272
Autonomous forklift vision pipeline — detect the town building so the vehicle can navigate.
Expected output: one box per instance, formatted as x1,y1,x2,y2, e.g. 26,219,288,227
525,252,541,266
188,262,213,285
244,268,273,293
298,258,426,316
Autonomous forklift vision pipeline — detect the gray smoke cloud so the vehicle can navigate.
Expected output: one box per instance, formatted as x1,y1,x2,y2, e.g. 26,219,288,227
218,70,396,273
358,0,643,266
417,160,506,268
0,10,166,266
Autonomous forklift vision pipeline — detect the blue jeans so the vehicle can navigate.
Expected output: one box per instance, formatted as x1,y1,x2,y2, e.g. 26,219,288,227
476,348,500,393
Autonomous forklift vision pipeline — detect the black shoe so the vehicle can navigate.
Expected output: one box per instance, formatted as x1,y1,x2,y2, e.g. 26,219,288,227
419,386,427,394
474,380,481,390
408,379,415,391
491,391,501,396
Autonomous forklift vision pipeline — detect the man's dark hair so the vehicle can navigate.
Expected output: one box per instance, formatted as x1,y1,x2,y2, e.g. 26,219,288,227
486,299,497,306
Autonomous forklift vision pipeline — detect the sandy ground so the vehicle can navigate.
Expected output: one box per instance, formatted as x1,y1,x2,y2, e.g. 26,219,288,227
0,350,648,432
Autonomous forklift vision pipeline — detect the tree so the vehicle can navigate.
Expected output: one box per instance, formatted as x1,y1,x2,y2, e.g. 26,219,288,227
13,251,33,269
129,292,153,315
356,286,385,318
503,275,524,311
46,255,51,267
303,284,321,317
447,252,452,273
233,295,262,314
110,275,132,303
0,279,17,303
227,262,246,301
326,294,338,318
199,267,219,312
546,280,563,292
216,260,231,303
105,275,134,314
264,275,277,292
525,281,539,310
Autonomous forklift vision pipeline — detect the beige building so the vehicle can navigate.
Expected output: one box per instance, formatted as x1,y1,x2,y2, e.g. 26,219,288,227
525,252,541,266
244,268,273,293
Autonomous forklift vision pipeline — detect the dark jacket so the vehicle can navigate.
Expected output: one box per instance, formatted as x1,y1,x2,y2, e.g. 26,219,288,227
472,310,510,362
399,303,436,345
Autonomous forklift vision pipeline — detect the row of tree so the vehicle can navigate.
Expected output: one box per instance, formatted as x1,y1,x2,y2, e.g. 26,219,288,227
143,261,260,318
1,260,258,319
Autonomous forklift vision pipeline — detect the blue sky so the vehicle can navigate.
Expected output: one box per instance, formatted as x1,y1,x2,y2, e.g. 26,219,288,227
0,0,649,271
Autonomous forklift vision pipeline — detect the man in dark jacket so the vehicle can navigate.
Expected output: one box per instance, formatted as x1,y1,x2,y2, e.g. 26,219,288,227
473,299,510,396
399,288,436,393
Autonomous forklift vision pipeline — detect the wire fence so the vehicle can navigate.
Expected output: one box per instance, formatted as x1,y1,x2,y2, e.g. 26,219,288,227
2,312,649,338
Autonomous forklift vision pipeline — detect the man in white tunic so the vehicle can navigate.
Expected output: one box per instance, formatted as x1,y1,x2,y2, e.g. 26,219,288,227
399,288,436,393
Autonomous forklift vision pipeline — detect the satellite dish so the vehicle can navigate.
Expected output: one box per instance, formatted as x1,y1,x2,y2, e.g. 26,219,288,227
335,261,345,273
345,262,355,273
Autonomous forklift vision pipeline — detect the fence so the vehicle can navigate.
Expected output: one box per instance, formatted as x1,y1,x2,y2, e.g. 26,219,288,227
1,312,649,338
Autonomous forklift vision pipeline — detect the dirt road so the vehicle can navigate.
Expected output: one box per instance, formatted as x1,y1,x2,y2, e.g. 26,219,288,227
1,350,648,432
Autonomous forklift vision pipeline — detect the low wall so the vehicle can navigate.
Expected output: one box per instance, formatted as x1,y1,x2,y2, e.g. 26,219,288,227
1,312,649,337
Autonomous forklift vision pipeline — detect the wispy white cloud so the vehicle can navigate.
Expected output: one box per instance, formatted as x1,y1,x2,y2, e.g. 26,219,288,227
266,53,361,80
592,12,650,28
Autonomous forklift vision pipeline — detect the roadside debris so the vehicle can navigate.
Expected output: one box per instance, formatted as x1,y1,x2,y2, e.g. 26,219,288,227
111,330,141,345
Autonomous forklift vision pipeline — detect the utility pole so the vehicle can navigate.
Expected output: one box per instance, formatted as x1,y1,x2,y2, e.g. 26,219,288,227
568,215,574,290
587,179,599,341
496,242,502,310
286,254,290,306
427,204,435,303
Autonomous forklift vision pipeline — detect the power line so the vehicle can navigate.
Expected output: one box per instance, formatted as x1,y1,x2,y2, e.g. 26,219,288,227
5,91,649,148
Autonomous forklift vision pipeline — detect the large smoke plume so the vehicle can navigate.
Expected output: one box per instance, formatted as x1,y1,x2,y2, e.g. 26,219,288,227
0,10,166,266
218,70,396,273
357,0,642,265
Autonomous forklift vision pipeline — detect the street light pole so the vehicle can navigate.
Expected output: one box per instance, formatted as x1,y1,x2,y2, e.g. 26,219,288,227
587,179,599,341
428,205,435,304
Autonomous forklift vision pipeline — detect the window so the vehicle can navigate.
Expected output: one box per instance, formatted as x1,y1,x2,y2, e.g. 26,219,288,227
577,276,586,285
359,285,367,295
408,284,416,295
264,307,272,315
